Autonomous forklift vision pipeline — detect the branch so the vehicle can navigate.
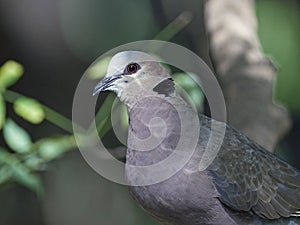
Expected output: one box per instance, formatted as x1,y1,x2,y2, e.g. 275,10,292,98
204,0,291,151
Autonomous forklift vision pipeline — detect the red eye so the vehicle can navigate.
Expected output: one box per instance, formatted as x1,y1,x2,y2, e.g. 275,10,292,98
125,63,140,74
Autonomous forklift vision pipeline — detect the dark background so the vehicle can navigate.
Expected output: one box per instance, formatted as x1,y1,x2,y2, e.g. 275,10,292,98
0,0,299,224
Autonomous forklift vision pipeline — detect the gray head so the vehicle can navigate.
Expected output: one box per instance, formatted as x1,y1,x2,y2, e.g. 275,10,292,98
93,51,172,106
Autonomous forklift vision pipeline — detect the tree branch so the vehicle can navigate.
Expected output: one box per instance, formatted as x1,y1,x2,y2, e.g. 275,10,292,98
204,0,291,151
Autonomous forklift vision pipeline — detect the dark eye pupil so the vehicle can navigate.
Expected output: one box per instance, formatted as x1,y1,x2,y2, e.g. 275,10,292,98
127,64,137,73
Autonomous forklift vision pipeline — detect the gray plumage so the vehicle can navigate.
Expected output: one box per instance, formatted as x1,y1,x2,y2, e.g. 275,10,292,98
93,51,300,225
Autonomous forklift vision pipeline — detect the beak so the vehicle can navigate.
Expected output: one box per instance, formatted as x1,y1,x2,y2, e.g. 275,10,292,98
93,74,122,96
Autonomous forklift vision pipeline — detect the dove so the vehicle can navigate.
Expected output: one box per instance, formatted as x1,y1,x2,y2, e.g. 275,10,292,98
93,51,300,225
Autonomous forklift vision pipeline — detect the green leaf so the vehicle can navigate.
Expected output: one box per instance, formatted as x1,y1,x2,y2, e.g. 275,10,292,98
0,60,24,90
3,119,32,153
13,97,45,124
0,148,41,193
0,165,12,184
190,89,204,113
0,94,5,130
173,73,197,89
11,163,42,195
0,147,19,165
24,155,43,170
173,73,204,112
87,56,112,79
38,136,76,161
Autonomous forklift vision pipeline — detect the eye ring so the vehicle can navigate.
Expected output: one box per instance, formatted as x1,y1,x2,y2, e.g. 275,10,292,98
125,63,140,75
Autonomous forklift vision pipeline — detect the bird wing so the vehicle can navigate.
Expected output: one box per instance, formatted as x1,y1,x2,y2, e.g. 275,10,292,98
207,124,300,219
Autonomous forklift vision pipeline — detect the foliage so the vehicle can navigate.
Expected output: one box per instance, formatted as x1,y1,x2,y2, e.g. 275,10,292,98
0,61,76,194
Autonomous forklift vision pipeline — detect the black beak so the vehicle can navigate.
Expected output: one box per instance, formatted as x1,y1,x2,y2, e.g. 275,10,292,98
93,74,122,96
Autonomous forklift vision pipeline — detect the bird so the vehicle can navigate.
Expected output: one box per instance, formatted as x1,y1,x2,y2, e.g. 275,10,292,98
93,51,300,225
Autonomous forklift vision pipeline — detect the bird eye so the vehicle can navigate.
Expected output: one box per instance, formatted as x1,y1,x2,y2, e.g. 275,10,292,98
125,63,140,75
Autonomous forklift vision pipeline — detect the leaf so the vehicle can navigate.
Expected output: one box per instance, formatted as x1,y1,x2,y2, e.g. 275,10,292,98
0,165,12,184
24,155,43,170
190,89,204,113
87,56,112,79
0,148,41,193
0,60,24,90
3,119,32,153
173,73,196,89
0,94,5,130
0,147,19,165
0,150,14,184
38,135,76,161
13,97,45,124
11,163,42,195
173,73,204,112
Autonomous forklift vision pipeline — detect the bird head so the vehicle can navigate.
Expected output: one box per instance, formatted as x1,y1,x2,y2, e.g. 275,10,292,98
93,51,172,106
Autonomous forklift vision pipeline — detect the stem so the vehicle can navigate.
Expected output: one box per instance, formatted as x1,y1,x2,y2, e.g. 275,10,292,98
154,11,193,41
4,90,75,134
98,115,112,139
42,106,73,133
94,93,115,127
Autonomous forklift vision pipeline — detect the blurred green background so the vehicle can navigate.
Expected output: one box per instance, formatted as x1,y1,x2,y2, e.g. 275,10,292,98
0,0,299,225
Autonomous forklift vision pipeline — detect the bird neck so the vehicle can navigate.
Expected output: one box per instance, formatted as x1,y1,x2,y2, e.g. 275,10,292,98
126,95,181,166
125,90,200,168
119,77,175,110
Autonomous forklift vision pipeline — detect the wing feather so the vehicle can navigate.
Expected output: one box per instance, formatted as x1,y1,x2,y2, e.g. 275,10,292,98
208,124,300,219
